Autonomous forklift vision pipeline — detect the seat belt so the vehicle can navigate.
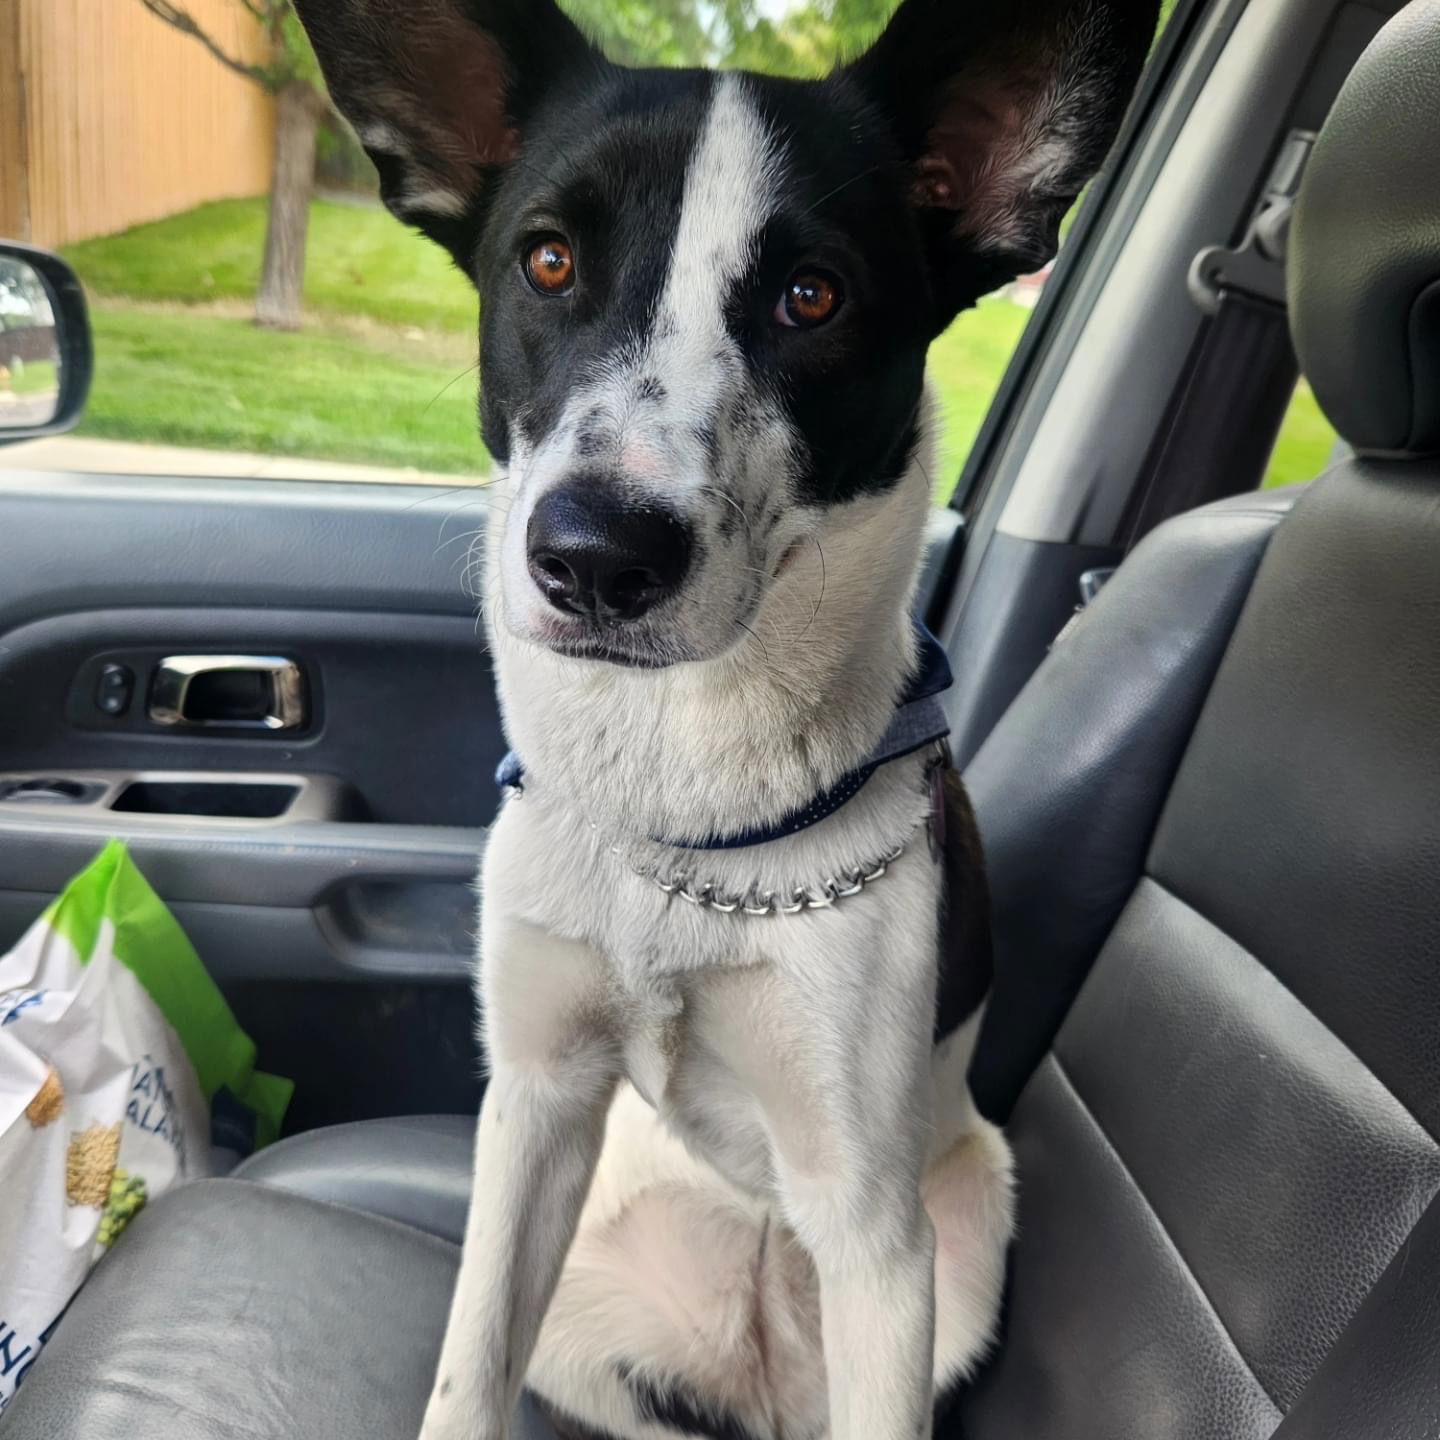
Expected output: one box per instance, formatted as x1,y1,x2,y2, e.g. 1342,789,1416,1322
1118,129,1316,553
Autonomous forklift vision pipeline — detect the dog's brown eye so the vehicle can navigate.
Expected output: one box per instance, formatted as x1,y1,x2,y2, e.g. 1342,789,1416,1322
776,271,843,329
525,237,575,296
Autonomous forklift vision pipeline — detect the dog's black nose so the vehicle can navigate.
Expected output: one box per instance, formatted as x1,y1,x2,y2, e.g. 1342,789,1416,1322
527,486,691,622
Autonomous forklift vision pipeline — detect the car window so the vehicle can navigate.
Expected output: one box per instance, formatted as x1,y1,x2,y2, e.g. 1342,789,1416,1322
1,0,1173,498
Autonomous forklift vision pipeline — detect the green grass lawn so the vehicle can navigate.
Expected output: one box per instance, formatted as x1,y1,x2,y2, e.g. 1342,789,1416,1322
929,298,1031,486
1263,379,1337,489
82,306,486,473
64,197,476,333
62,196,1334,493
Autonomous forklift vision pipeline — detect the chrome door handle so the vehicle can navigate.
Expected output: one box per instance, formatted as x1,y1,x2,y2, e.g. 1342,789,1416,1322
149,655,307,731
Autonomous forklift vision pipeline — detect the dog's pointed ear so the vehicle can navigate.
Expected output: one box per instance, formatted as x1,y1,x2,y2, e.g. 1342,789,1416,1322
293,0,601,267
847,0,1160,319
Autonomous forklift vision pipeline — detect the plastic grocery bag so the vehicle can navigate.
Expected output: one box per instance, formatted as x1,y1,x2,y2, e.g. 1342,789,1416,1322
0,841,292,1412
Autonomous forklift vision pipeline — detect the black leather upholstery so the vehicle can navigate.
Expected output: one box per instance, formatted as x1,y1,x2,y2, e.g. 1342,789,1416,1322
232,1113,474,1243
956,461,1440,1438
1288,0,1440,455
0,1181,565,1440
1271,1194,1440,1440
1151,464,1440,1137
3,1182,458,1439
966,486,1298,1123
1057,880,1439,1410
958,1057,1285,1439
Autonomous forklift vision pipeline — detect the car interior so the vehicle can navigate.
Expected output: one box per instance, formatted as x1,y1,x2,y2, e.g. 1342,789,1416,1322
2,0,1439,1434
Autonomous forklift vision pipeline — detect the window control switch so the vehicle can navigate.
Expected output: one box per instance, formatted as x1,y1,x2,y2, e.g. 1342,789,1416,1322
95,663,134,717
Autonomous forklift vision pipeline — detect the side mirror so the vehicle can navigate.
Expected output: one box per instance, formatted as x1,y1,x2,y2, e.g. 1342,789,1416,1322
0,242,92,445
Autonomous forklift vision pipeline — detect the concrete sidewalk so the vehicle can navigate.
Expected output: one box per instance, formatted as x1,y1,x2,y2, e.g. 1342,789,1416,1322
3,435,485,487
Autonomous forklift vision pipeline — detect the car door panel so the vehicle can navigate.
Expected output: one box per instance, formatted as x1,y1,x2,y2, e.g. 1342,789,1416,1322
0,470,498,1128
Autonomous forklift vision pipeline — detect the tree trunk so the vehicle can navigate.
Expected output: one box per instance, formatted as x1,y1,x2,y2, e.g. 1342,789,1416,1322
255,82,321,331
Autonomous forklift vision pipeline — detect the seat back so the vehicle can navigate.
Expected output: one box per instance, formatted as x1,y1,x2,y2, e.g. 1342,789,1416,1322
957,4,1440,1433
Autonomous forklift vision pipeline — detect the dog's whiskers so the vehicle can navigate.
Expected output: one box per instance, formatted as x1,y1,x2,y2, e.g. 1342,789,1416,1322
460,532,489,603
799,538,827,638
913,449,938,503
734,615,772,666
423,359,482,417
701,485,754,538
436,525,485,559
403,483,488,516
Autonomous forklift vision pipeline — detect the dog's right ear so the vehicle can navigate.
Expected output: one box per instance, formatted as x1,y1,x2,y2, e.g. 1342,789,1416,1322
293,0,600,269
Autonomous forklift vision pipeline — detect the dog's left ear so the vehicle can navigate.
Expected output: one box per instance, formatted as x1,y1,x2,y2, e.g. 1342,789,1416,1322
847,0,1161,321
293,0,602,269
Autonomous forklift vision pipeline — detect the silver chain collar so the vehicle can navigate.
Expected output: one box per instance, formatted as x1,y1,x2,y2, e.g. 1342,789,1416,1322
629,830,915,916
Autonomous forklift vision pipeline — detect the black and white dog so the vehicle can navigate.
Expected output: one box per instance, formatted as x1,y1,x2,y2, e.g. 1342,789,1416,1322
296,2,1157,1436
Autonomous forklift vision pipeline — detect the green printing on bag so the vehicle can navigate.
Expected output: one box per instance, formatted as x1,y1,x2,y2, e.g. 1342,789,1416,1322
43,840,293,1148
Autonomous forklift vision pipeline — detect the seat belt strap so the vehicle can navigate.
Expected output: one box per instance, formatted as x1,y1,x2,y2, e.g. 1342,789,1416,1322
1120,128,1316,550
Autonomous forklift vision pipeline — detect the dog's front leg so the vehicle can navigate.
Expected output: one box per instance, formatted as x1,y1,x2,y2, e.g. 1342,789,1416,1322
746,948,939,1440
420,912,619,1440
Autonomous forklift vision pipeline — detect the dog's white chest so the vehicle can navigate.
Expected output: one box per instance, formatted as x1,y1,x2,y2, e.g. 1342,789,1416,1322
483,760,950,1196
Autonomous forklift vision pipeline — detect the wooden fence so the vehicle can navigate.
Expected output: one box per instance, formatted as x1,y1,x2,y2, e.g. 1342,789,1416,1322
0,0,275,247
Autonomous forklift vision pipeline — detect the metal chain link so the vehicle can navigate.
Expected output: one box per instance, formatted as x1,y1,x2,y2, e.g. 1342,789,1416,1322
629,834,913,916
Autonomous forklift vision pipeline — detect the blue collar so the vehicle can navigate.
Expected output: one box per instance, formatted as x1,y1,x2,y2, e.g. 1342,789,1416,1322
496,618,952,852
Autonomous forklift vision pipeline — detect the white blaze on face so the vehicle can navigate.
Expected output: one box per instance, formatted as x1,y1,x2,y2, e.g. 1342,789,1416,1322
644,75,784,411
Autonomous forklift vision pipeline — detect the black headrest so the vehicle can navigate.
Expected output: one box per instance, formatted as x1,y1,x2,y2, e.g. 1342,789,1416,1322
1289,0,1440,457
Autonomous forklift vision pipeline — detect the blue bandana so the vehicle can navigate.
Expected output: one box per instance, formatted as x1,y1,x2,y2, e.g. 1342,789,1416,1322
495,618,952,852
